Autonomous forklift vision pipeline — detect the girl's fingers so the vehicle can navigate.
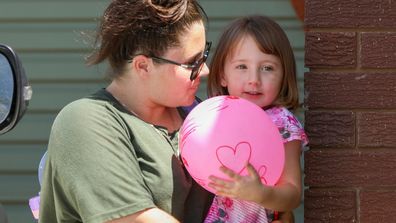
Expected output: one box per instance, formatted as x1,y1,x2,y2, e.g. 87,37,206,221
246,163,259,178
208,175,233,188
220,166,241,180
208,182,237,198
220,164,258,180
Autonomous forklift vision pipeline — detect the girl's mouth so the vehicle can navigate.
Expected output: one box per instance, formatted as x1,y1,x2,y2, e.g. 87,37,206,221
245,91,262,95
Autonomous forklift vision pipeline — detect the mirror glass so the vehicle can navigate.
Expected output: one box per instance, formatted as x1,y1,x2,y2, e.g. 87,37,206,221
0,53,14,123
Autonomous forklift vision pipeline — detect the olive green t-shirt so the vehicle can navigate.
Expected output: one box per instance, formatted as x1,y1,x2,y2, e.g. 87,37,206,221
39,89,212,223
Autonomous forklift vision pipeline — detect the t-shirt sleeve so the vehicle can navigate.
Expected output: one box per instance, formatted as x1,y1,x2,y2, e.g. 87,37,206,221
266,107,308,147
46,100,155,223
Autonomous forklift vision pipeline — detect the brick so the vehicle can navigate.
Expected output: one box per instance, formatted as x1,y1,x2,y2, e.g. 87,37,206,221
305,72,396,109
305,189,356,223
361,32,396,68
360,190,396,223
304,149,396,187
358,112,396,148
305,32,356,68
305,111,355,148
305,0,396,28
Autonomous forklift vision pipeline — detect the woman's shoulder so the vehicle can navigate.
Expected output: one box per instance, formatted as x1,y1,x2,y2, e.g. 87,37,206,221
57,97,106,120
53,90,122,130
60,88,123,114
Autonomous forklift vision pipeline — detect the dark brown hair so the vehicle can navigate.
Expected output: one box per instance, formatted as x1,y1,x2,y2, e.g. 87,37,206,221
87,0,207,78
207,15,299,110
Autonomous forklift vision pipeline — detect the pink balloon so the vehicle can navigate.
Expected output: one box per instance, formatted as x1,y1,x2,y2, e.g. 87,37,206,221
179,95,285,194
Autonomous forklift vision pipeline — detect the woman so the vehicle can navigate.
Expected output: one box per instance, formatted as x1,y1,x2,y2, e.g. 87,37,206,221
39,0,212,222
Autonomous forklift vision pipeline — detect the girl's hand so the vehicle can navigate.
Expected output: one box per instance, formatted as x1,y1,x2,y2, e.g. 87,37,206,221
208,163,268,203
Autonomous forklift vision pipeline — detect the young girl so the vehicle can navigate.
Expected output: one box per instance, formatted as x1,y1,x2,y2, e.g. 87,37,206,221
204,15,308,223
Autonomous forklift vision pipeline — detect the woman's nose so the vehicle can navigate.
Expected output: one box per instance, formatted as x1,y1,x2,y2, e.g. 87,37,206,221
199,63,210,77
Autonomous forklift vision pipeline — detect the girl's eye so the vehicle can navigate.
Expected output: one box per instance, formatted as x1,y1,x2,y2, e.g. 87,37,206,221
260,65,274,72
236,64,247,69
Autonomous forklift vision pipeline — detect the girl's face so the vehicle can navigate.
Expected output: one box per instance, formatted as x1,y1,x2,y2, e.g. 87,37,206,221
148,21,209,107
221,35,283,108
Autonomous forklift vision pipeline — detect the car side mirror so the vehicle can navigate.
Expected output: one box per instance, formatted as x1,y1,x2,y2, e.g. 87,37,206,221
0,44,32,134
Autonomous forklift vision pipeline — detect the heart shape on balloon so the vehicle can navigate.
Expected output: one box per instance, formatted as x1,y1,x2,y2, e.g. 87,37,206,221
216,142,252,174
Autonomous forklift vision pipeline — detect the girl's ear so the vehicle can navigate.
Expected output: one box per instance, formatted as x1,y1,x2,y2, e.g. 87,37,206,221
220,73,228,87
130,55,151,78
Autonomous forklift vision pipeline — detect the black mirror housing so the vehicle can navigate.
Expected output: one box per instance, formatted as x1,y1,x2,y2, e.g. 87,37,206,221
0,44,32,134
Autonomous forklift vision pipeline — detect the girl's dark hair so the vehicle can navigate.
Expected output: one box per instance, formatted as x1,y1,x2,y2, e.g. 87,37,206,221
87,0,207,77
207,15,299,110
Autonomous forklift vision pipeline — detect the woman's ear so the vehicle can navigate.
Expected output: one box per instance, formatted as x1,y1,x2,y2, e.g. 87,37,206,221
130,55,151,77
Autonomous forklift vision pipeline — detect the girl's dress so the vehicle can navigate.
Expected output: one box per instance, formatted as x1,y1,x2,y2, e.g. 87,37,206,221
204,106,308,223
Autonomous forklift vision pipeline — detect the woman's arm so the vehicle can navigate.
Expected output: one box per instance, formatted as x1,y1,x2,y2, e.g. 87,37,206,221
273,211,295,223
106,208,180,223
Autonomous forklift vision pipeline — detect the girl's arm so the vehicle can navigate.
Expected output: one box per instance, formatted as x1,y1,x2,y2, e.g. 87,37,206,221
259,139,302,211
208,140,302,211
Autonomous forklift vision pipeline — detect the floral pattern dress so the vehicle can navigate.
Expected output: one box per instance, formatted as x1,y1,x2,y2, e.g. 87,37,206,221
204,106,308,223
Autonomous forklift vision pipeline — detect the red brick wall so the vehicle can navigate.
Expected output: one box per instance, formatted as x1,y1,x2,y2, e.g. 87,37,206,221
304,0,396,222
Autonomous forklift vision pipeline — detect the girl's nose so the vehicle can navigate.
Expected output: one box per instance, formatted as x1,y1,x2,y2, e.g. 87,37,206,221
248,70,261,86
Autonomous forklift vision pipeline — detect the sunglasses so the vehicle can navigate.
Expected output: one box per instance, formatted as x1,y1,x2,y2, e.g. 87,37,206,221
150,41,212,81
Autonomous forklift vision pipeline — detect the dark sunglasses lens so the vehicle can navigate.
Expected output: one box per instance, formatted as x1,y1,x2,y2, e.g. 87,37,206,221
190,57,205,80
190,67,199,81
190,43,211,80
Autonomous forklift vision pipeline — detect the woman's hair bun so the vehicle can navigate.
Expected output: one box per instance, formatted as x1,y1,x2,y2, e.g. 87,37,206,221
147,0,188,24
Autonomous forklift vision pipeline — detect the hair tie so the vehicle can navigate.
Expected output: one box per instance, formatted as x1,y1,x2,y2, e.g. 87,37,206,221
147,0,188,23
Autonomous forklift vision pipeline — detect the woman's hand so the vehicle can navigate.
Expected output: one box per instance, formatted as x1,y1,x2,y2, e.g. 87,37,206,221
273,211,295,223
207,163,268,204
